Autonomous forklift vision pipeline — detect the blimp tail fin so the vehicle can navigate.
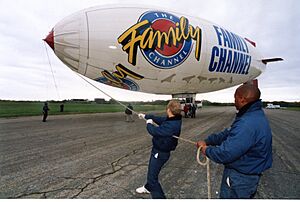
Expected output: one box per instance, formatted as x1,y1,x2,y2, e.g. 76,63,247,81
262,58,283,64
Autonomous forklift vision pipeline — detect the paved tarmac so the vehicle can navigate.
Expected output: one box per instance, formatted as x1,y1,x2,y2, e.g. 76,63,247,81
0,107,299,199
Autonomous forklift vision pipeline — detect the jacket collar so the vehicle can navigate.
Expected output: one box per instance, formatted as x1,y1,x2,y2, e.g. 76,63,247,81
167,114,182,121
237,99,262,117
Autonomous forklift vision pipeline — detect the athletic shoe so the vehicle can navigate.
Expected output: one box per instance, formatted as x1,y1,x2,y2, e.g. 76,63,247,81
136,186,150,194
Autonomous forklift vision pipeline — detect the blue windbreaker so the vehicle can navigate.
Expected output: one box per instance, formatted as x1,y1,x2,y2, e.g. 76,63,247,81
205,100,272,175
145,114,182,152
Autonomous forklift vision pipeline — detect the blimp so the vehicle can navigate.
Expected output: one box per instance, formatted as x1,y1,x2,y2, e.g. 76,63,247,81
44,4,282,100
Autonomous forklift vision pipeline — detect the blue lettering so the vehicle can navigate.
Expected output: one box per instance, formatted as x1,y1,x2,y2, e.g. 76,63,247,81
242,38,249,53
234,53,242,74
220,28,232,48
244,55,251,74
232,33,242,52
223,49,232,72
231,51,240,73
236,35,246,53
238,54,246,74
213,25,223,46
216,48,227,72
208,46,219,72
227,31,238,50
209,43,251,74
213,25,249,54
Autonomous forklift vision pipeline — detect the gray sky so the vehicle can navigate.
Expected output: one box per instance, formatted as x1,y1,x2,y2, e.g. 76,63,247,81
0,0,299,102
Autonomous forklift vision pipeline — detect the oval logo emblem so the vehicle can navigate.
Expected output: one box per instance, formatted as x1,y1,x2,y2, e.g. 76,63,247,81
138,11,193,69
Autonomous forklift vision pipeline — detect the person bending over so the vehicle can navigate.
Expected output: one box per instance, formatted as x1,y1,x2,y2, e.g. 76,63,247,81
136,100,182,199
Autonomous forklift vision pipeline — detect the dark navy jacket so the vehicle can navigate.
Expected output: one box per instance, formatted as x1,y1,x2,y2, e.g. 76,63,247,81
145,114,182,152
205,100,272,175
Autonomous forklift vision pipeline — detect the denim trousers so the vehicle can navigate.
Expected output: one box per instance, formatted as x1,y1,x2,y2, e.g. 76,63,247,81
220,167,261,199
145,148,170,199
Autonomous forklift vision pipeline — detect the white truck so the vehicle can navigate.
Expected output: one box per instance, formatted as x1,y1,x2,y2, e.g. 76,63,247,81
266,103,281,109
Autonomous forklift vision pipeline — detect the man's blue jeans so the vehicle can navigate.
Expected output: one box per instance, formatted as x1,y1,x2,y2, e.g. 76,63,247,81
220,167,261,198
145,148,170,199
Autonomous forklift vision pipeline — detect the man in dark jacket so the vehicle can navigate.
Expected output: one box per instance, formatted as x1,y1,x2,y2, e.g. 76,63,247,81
197,84,272,198
42,102,50,122
136,100,182,199
191,103,196,118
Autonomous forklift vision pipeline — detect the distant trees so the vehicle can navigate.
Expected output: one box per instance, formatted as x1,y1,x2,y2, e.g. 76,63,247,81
0,99,299,108
201,100,234,106
262,101,300,108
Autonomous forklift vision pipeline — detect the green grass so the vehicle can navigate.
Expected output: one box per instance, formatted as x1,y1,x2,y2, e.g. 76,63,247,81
0,101,166,118
282,107,300,111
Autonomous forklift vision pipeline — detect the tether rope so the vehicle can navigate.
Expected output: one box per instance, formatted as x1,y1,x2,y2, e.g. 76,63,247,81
75,73,212,199
44,42,60,100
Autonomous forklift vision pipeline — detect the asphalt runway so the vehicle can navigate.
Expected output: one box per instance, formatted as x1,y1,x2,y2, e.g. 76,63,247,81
0,107,299,199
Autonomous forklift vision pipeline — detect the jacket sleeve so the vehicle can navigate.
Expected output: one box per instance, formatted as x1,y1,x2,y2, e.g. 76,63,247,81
205,128,230,146
146,122,174,137
145,114,167,125
205,120,255,164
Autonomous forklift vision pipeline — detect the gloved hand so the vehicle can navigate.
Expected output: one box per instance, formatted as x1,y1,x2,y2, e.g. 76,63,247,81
138,113,145,119
146,119,154,125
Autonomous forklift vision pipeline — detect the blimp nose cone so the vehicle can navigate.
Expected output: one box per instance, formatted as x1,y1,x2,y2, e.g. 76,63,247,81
43,29,54,50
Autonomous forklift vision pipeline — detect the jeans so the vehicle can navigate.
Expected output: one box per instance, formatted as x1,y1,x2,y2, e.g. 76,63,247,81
220,167,260,199
145,148,170,199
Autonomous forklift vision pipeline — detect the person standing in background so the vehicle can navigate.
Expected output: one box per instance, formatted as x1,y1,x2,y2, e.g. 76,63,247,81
125,103,134,122
42,102,50,122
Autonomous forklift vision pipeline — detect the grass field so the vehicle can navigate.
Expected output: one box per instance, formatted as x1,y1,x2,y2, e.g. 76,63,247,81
282,107,300,111
0,101,166,118
1,101,299,118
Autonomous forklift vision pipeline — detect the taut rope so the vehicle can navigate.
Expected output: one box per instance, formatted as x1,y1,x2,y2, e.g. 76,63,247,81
44,42,60,100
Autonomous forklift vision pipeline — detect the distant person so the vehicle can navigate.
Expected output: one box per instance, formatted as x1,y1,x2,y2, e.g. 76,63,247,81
191,103,196,118
196,84,272,198
188,103,193,118
187,104,191,117
125,104,134,122
42,102,50,122
183,104,189,118
60,103,64,112
136,100,182,199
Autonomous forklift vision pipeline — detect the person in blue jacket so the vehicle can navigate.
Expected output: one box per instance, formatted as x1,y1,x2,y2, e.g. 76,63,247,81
197,84,272,198
136,100,182,199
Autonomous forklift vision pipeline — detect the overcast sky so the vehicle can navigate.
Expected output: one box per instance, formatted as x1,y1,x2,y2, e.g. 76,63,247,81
0,0,299,102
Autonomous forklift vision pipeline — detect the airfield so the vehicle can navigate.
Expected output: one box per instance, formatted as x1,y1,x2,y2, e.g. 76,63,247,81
0,107,299,199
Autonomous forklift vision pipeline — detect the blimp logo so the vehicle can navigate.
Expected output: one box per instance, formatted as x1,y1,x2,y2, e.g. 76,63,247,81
95,63,143,91
95,76,140,91
118,11,202,69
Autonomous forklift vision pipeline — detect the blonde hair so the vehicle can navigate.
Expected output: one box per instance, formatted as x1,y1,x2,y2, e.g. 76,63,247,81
167,100,182,115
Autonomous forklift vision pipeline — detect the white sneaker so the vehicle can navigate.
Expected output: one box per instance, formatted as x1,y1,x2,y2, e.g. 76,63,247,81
136,186,150,194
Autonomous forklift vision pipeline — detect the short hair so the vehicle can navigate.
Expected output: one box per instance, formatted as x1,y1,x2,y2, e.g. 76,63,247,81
167,100,182,115
236,84,261,102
